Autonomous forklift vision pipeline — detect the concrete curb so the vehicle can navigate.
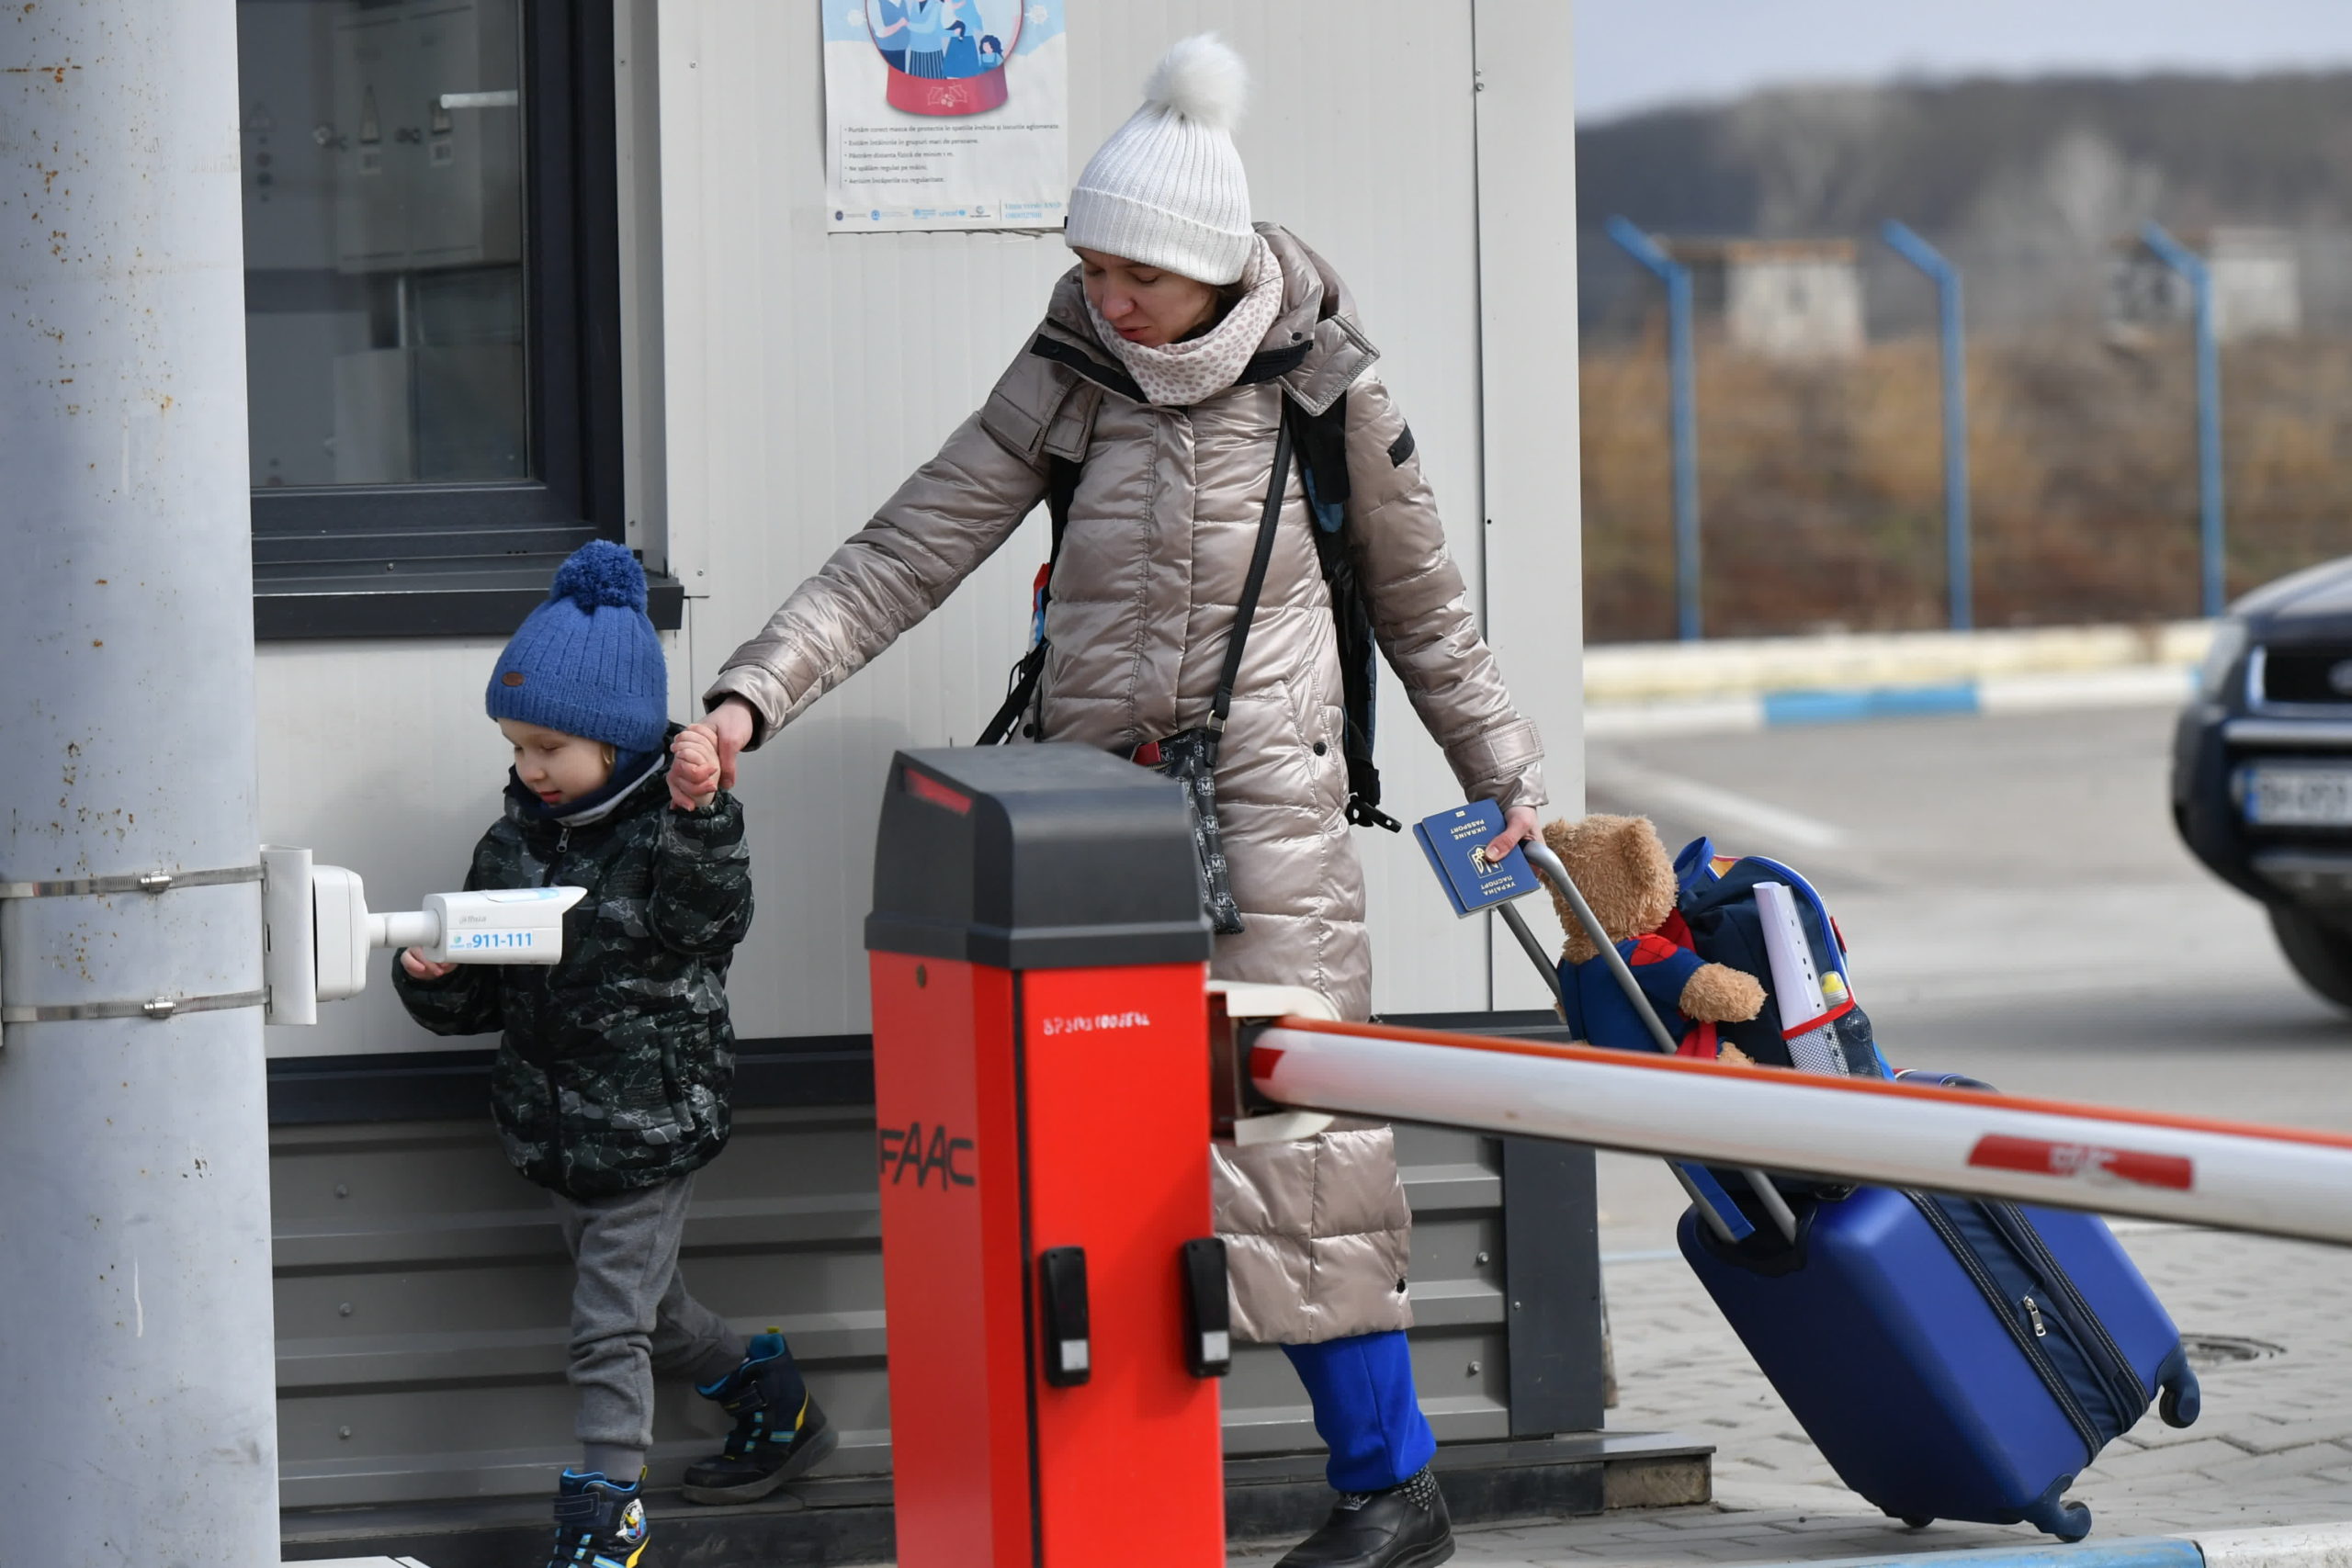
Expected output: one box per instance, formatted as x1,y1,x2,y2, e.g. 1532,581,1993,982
1734,1523,2352,1568
1585,622,2215,705
1587,664,2194,739
1731,1540,2199,1568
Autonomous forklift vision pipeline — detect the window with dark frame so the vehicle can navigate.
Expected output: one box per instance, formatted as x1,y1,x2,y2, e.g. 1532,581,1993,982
236,0,672,639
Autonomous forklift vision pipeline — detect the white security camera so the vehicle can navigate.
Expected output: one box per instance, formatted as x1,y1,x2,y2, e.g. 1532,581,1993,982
260,846,586,1025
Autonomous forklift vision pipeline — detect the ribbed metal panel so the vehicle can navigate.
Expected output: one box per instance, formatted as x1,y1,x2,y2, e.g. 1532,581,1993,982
274,1106,881,1506
1224,1123,1513,1457
271,1109,1512,1505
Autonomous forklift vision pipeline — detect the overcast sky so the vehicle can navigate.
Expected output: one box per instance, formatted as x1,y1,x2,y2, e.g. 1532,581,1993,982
1575,1,2352,123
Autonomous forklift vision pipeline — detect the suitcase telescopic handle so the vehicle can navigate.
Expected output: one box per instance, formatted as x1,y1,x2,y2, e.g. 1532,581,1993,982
1497,901,1565,1003
1522,840,1682,1057
1519,839,1800,1247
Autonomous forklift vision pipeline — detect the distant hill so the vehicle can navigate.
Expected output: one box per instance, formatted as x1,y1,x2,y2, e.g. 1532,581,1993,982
1577,72,2352,332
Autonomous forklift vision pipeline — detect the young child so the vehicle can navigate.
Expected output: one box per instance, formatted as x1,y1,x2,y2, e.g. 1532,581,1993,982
392,541,832,1566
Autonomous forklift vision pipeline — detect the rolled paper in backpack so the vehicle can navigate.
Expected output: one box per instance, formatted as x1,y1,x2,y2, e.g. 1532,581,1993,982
1756,881,1846,1076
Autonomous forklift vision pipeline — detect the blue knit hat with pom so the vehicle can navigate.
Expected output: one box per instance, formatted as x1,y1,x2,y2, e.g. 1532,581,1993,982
485,541,669,751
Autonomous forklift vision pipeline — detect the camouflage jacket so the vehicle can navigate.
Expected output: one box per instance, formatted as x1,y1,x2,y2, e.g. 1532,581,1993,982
391,744,753,1198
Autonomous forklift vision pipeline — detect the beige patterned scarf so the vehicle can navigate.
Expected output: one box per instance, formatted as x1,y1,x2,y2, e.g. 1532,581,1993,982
1087,236,1283,407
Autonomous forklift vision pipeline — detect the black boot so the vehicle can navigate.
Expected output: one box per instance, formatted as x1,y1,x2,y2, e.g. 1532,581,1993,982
543,1470,650,1568
680,1331,839,1505
1276,1468,1454,1568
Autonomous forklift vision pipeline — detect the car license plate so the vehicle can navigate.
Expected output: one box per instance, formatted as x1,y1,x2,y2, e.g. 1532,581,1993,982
2242,764,2352,826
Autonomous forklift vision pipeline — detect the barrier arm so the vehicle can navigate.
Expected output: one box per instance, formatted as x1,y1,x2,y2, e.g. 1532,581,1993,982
1245,1016,2352,1247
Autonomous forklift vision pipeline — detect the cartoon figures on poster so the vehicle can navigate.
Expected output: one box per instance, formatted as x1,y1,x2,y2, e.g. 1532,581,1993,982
864,0,1028,115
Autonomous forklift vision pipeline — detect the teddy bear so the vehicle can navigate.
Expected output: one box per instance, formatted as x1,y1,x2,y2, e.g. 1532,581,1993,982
1539,813,1765,1063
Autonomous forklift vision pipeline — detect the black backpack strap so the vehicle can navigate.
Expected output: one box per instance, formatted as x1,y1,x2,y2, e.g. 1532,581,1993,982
1046,451,1080,532
1208,418,1297,743
1297,391,1351,516
978,457,1080,745
1333,579,1399,831
1296,393,1400,832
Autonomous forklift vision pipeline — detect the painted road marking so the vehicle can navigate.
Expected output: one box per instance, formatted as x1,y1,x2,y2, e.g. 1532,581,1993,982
1590,757,1847,851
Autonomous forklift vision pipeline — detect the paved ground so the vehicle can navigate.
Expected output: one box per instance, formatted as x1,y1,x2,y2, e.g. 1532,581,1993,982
1237,1223,2352,1567
1236,705,2352,1565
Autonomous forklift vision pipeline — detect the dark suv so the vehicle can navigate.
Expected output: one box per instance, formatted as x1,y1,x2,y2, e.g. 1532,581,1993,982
2175,558,2352,1010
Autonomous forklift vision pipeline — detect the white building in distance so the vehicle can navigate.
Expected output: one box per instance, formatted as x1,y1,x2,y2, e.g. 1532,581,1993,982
1673,238,1868,361
2109,227,2302,342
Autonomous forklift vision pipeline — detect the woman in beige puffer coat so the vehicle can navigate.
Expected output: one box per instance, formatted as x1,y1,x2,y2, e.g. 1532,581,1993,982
697,35,1542,1568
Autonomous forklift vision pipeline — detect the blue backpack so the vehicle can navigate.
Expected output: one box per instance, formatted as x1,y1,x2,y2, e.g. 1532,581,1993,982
1673,837,1889,1078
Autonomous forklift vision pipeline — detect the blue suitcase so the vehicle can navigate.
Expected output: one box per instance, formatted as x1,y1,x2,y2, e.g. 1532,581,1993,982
1679,1180,2201,1540
1506,840,2201,1540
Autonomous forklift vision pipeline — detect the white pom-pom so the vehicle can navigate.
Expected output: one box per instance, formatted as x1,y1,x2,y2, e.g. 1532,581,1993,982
1142,33,1248,132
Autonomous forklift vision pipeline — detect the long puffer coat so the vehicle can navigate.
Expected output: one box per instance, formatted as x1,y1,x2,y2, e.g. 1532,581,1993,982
708,225,1544,1343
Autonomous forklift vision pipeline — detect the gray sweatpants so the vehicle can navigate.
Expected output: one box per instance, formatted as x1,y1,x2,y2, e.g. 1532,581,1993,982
551,1173,747,1476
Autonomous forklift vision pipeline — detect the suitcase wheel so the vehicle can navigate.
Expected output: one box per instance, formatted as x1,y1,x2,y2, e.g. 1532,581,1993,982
2158,1346,2203,1429
1900,1517,1933,1530
2023,1489,2093,1543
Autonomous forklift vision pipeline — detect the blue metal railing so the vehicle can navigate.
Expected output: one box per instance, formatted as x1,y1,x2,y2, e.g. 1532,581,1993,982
2140,222,2228,619
1881,221,1973,632
1600,220,2230,634
1607,215,1702,642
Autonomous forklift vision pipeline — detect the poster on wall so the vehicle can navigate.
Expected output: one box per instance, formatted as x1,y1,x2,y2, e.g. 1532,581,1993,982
822,0,1069,232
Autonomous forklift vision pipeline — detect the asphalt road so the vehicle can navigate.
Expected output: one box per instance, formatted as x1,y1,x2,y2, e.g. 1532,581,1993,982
1578,703,2352,1255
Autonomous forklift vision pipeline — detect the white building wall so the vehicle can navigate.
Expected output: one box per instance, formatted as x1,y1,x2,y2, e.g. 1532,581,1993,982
255,0,1584,1055
2211,229,2301,342
2107,228,2301,344
1725,257,1865,360
1473,0,1586,1010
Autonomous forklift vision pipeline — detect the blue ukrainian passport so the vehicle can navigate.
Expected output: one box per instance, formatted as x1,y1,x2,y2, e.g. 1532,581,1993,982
1413,800,1540,918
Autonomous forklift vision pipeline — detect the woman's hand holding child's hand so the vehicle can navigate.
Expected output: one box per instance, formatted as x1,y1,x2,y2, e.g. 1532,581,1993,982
706,698,756,791
669,724,721,811
401,948,458,981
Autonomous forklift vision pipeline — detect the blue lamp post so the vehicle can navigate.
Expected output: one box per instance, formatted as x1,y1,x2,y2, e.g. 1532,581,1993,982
1606,215,1702,641
2140,222,2228,618
1881,220,1973,631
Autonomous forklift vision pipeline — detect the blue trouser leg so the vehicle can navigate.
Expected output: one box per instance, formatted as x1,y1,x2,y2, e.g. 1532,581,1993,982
1282,1330,1438,1493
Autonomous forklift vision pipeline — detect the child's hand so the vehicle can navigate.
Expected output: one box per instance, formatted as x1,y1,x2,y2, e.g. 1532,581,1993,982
401,948,458,981
669,724,720,811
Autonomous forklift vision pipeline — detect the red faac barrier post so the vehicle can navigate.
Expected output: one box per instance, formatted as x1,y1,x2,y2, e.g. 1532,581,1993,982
865,745,1227,1566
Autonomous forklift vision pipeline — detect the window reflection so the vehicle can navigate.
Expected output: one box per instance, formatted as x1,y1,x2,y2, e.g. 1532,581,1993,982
239,0,527,489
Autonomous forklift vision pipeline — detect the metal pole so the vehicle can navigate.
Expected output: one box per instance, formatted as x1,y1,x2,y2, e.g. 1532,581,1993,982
1881,221,1973,631
1607,216,1702,640
1667,265,1700,642
2142,223,2228,618
1497,903,1564,1002
0,5,277,1563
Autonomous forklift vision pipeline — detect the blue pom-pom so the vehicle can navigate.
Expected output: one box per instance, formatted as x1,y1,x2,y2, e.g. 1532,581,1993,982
549,540,648,613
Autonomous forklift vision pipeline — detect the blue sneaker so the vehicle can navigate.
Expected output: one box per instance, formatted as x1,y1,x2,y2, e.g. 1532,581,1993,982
545,1470,649,1568
681,1330,838,1504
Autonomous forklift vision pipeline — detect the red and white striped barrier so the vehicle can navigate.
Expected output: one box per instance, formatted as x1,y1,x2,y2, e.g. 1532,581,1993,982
1248,1017,2352,1247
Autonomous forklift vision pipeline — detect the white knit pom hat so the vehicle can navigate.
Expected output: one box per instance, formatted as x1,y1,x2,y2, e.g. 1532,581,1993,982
1065,34,1254,285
